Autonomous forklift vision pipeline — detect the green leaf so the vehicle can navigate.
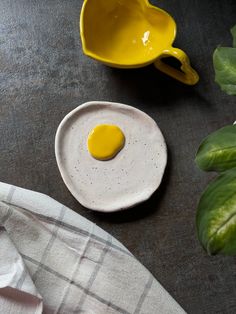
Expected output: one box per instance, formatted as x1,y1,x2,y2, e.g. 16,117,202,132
195,125,236,172
213,47,236,95
231,25,236,48
197,168,236,255
213,24,236,95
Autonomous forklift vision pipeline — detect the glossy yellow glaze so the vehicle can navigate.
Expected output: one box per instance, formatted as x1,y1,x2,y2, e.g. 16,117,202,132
80,0,199,85
87,124,125,160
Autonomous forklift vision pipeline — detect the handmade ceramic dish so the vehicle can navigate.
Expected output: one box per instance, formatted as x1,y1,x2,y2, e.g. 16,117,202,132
80,0,199,85
55,101,167,212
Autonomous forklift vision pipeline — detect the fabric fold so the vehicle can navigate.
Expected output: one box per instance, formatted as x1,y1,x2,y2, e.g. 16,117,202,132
0,225,43,314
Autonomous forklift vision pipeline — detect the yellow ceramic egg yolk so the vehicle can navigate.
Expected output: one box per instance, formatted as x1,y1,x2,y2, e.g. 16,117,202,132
87,124,125,161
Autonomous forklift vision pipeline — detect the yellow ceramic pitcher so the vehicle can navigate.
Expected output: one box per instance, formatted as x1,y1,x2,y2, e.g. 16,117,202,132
80,0,199,85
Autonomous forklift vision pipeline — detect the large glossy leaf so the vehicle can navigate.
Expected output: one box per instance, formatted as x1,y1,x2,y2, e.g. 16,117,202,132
197,168,236,255
195,125,236,172
213,24,236,95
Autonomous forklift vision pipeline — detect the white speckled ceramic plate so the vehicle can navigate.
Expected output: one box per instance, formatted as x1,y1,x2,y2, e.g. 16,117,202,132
55,101,167,212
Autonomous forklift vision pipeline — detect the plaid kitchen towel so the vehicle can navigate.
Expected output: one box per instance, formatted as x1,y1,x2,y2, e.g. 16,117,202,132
0,182,186,314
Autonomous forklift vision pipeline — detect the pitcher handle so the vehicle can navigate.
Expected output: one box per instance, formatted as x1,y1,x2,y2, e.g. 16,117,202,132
154,46,199,85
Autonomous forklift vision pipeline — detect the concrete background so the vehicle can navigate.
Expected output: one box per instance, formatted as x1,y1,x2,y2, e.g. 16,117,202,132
0,0,236,313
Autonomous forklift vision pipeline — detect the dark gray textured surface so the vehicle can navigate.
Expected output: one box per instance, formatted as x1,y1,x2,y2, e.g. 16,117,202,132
0,0,236,313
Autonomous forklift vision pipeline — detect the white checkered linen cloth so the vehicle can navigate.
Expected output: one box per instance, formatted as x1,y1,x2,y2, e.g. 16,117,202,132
0,182,186,314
